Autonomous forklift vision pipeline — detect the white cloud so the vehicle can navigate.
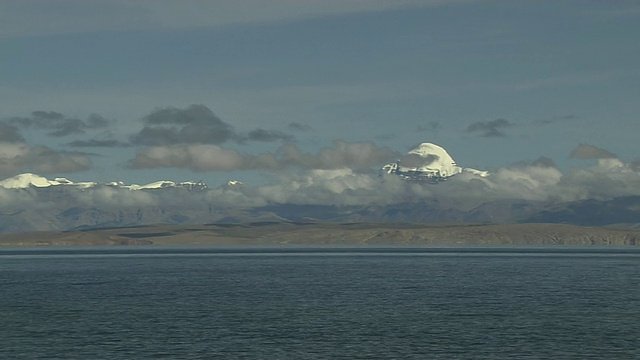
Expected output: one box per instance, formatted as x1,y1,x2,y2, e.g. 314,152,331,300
0,143,91,178
128,141,399,172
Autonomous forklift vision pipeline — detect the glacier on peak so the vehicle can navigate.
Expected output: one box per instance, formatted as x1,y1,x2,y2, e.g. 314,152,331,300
381,142,488,182
0,173,52,188
0,173,207,191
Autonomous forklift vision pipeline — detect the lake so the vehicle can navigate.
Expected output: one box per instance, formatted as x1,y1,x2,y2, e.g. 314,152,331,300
1,247,639,359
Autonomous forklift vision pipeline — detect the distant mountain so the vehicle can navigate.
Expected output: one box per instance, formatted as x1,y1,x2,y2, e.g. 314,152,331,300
381,142,488,182
0,173,98,189
1,154,640,233
0,173,208,191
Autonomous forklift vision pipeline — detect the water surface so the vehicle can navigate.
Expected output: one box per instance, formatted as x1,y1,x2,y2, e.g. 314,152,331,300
2,247,639,359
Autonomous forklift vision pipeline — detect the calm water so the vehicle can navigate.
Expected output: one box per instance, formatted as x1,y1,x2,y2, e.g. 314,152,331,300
1,247,639,359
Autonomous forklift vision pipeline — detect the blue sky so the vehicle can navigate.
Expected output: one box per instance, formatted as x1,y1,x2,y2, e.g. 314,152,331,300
1,0,639,186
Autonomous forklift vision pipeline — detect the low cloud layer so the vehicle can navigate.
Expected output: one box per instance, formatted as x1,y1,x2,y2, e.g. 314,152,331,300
0,143,91,178
3,143,640,233
119,142,640,210
128,141,400,172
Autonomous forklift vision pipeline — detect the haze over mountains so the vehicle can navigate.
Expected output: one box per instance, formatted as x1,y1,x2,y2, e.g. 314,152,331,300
1,142,640,233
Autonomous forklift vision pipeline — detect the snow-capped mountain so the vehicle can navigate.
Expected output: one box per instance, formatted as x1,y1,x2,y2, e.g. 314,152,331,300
0,173,98,189
0,173,207,191
381,142,488,182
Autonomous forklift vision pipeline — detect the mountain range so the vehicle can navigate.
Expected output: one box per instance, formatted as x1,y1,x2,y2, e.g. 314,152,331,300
1,143,639,233
0,172,208,191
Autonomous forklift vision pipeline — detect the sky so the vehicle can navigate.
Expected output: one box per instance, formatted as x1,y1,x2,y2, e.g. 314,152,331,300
1,0,639,189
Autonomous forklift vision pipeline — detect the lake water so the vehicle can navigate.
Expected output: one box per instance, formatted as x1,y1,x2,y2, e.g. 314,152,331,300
1,247,639,359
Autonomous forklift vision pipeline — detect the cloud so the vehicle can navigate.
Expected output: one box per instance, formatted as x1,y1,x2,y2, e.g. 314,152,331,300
287,122,312,132
6,111,111,137
0,123,25,142
0,143,92,178
128,140,399,171
130,104,292,145
276,141,399,170
569,144,617,159
128,144,261,171
5,149,640,232
130,105,236,146
243,129,293,143
67,139,129,148
466,118,513,137
509,156,556,169
239,145,631,207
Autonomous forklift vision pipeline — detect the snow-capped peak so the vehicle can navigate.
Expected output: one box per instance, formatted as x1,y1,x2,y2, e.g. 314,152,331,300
382,142,488,182
0,173,100,189
0,173,53,188
0,173,207,191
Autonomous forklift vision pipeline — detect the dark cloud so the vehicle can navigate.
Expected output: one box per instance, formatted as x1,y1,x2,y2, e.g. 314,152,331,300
130,104,292,146
287,122,312,132
130,105,236,146
26,146,92,173
416,121,441,132
569,144,617,159
0,123,25,142
244,129,293,143
0,143,92,178
531,156,556,168
130,126,182,146
7,111,111,137
128,141,399,172
466,118,513,137
67,139,129,148
144,105,227,126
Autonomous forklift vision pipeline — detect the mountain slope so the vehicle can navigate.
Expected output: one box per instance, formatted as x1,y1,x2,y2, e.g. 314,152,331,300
381,142,488,182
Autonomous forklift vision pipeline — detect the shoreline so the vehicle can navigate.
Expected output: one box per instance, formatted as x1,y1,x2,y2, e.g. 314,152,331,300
1,222,639,247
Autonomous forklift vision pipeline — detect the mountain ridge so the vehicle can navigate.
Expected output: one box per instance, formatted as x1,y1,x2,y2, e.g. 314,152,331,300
0,172,208,191
381,142,488,182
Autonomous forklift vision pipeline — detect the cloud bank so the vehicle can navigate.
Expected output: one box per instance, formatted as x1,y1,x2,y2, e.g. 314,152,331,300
128,141,400,172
